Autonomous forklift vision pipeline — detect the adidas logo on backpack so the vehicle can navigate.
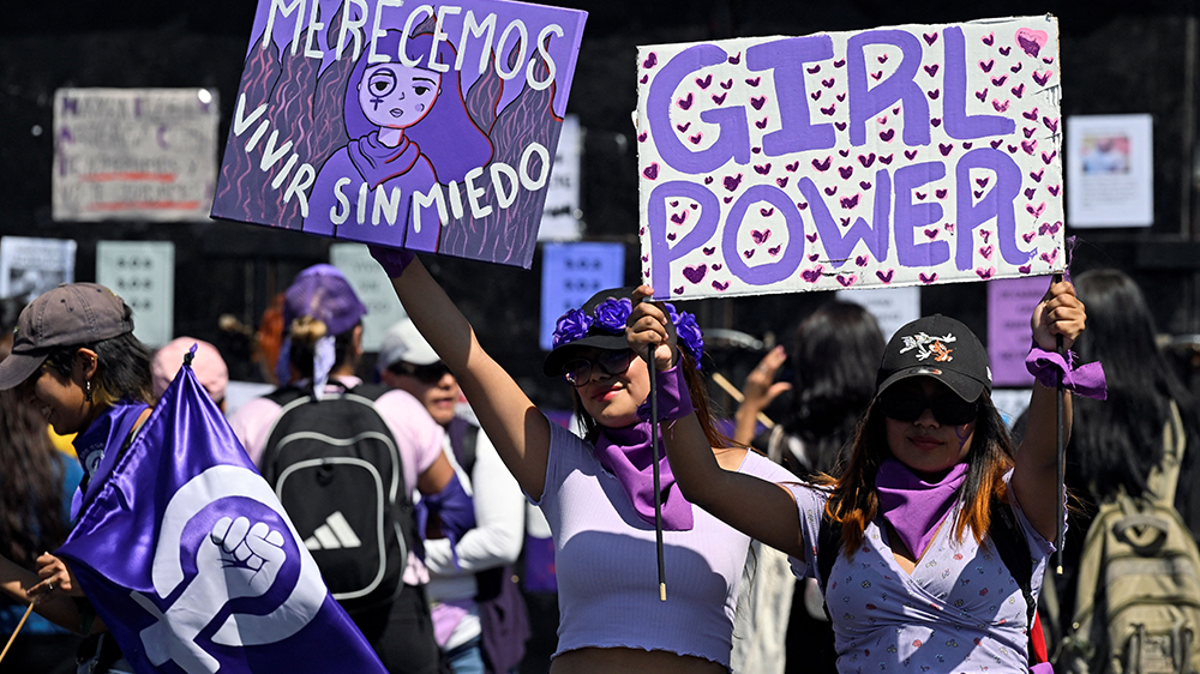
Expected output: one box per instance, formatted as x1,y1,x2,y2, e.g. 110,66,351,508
1060,404,1200,674
260,383,415,614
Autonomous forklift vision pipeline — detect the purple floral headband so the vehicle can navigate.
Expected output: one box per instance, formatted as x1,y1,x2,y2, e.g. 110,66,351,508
551,297,704,368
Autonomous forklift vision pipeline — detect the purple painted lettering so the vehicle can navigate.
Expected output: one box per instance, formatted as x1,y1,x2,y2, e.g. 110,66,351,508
847,30,929,147
894,161,949,266
649,45,751,174
648,181,721,292
954,148,1029,269
943,27,1016,140
798,170,891,268
721,185,805,284
747,36,837,155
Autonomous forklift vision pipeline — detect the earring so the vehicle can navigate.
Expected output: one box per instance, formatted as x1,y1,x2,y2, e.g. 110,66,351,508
84,379,93,403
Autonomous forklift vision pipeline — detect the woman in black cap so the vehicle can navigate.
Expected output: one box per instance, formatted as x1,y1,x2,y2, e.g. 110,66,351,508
0,283,154,673
635,278,1098,673
370,249,797,674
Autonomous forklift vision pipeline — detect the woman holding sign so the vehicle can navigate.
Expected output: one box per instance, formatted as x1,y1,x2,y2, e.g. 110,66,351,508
633,278,1098,673
370,248,797,673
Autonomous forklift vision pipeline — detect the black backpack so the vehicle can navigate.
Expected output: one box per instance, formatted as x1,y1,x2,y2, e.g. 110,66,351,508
260,382,415,614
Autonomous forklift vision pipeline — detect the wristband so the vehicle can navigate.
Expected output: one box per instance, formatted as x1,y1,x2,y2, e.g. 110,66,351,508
636,364,696,422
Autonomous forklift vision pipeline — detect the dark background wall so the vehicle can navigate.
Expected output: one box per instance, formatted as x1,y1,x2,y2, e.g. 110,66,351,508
2,0,1198,411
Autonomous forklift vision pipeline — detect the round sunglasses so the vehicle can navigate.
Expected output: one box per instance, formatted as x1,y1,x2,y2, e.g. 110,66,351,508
561,349,637,387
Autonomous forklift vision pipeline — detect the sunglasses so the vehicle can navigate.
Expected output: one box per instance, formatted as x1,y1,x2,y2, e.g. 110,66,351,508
388,361,452,384
561,349,637,387
877,386,979,426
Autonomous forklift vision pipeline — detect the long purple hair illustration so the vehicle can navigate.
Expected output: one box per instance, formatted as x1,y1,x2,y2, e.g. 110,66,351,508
304,30,494,251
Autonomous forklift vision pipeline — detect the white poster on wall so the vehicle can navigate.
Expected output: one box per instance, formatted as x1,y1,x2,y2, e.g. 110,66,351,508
538,114,584,241
0,237,77,305
330,244,407,353
1066,114,1153,228
53,88,219,222
96,241,175,347
837,285,921,342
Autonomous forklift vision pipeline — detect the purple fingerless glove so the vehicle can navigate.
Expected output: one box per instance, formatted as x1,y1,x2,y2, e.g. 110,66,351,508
368,245,416,279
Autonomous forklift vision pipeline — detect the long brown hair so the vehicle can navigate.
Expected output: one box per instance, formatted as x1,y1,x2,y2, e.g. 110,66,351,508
819,389,1016,556
572,348,731,450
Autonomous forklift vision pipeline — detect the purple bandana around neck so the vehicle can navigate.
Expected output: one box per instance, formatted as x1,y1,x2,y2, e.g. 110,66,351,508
876,458,969,558
348,132,420,188
594,421,694,531
71,400,150,519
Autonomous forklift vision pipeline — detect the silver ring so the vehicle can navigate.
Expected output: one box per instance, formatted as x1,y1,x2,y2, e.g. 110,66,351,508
45,582,54,593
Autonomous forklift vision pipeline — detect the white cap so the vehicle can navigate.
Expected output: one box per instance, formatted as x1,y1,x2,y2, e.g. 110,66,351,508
377,318,440,372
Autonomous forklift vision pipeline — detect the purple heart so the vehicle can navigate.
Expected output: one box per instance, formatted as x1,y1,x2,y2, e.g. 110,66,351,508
919,272,938,284
836,274,857,287
975,267,996,280
855,255,869,267
1019,264,1033,274
876,269,895,284
642,163,659,180
751,229,771,244
682,264,707,284
801,268,823,283
702,246,716,256
711,280,730,292
723,174,743,191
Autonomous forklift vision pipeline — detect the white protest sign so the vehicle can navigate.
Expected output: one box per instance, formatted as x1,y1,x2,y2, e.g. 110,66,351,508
96,241,175,347
330,244,407,353
837,285,921,342
637,16,1065,300
53,88,219,222
0,237,77,305
539,114,584,241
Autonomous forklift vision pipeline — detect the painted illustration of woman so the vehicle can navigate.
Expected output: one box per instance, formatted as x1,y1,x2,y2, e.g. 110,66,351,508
304,29,494,252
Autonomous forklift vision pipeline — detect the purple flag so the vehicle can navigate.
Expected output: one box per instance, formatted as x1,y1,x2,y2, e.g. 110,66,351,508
56,358,387,674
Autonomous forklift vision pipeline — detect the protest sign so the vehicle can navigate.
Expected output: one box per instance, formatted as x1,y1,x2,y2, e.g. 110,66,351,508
53,88,219,222
96,241,176,347
539,241,625,350
0,237,76,305
637,16,1065,300
211,0,587,269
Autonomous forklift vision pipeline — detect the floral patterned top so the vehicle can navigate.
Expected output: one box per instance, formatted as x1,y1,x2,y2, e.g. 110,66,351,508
784,471,1054,673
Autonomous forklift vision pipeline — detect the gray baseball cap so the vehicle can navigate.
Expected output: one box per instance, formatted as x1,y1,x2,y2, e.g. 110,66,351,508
0,283,133,390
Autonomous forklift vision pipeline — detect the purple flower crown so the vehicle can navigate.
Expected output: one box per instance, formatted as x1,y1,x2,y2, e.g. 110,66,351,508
551,297,704,368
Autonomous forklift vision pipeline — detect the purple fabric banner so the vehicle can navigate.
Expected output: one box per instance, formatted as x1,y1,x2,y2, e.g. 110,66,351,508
57,362,387,674
211,0,587,269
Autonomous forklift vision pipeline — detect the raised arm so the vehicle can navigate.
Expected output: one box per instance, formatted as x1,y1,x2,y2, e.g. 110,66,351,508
374,251,552,500
732,345,791,447
1010,278,1085,541
628,287,806,560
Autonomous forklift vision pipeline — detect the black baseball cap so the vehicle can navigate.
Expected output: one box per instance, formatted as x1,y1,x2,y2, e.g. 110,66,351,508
542,287,638,377
0,283,134,390
875,314,991,403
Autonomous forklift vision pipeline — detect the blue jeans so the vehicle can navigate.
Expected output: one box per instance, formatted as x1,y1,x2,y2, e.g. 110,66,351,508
443,636,485,674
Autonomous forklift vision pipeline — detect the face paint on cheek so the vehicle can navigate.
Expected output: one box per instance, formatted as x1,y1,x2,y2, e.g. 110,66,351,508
954,424,972,450
371,96,384,110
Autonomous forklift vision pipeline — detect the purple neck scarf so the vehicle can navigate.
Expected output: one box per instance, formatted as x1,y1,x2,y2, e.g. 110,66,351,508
594,421,694,531
876,458,968,558
348,132,421,189
71,400,150,519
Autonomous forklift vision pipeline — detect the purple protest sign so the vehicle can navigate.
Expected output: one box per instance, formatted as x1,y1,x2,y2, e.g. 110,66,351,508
636,16,1064,299
211,0,587,268
987,274,1047,386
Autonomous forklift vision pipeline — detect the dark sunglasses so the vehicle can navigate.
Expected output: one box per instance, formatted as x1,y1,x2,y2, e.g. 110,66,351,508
877,386,979,426
388,361,452,384
561,349,637,387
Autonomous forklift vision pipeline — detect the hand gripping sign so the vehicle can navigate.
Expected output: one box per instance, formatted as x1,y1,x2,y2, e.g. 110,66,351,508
212,0,587,269
636,16,1065,300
